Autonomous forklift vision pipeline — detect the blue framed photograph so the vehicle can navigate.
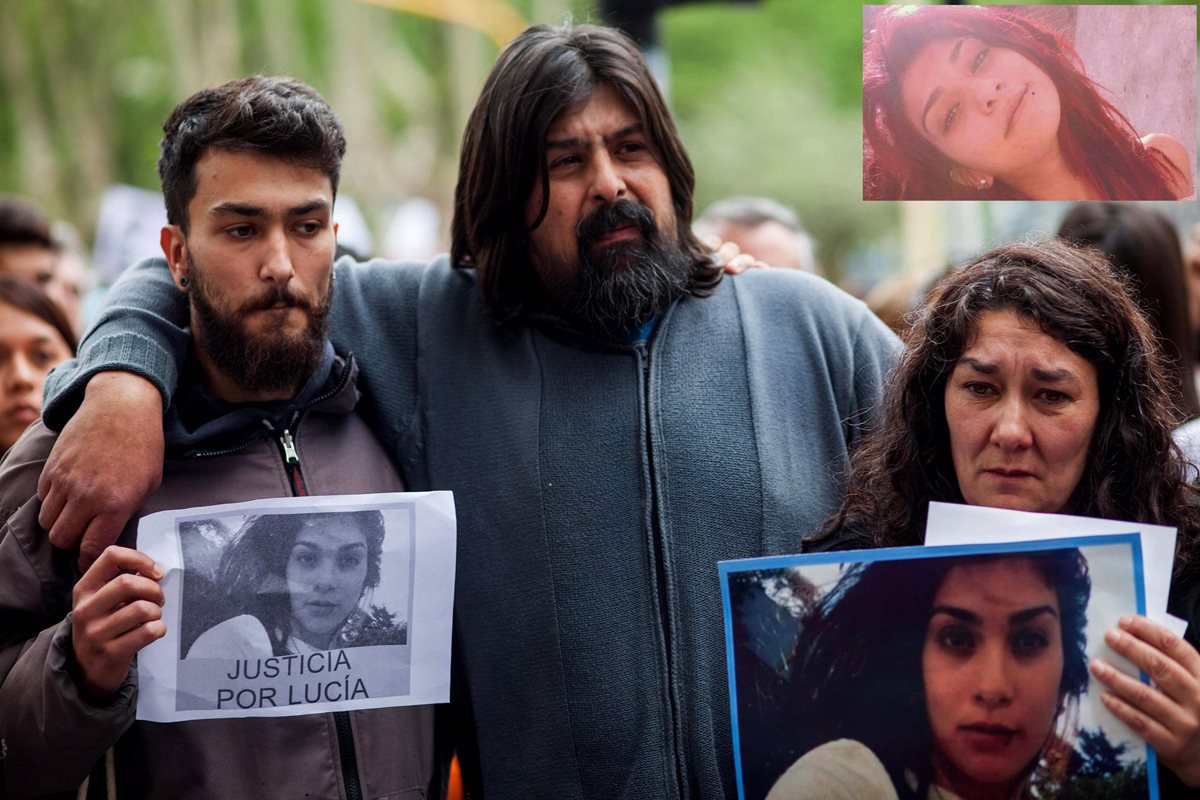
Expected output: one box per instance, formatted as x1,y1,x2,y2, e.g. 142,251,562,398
720,535,1155,800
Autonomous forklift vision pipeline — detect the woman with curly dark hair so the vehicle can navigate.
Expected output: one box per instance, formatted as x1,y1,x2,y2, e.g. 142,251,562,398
768,549,1092,800
863,6,1192,200
806,239,1200,794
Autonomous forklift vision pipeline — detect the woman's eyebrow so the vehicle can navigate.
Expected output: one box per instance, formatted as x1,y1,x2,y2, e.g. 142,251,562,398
921,38,966,135
930,605,979,624
1009,606,1059,625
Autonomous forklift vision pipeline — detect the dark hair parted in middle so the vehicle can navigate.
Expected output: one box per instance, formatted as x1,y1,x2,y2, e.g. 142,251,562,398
816,239,1200,569
158,75,346,232
0,276,77,353
452,23,719,322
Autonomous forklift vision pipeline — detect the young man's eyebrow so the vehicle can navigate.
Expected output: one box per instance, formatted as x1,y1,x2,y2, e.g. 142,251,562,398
921,39,964,136
209,202,266,218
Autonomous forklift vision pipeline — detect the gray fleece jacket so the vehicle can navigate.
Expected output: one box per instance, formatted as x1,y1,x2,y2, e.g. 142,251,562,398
43,255,899,798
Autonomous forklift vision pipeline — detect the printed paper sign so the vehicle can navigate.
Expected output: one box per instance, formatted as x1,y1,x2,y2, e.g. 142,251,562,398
721,536,1156,800
136,492,455,722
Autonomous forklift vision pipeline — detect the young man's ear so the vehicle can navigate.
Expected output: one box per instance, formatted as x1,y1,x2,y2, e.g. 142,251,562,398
160,225,189,291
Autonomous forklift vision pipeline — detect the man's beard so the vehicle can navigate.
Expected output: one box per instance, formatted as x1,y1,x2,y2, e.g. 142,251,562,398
188,252,332,397
561,199,693,340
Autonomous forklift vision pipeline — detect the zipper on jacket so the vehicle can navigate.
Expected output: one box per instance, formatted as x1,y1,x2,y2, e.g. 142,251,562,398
635,342,687,798
270,416,363,800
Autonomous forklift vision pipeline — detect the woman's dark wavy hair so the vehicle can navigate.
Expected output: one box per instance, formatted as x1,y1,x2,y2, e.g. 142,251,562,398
215,510,386,655
0,277,77,354
863,6,1181,200
451,23,719,322
783,549,1090,799
1058,203,1199,419
815,239,1200,572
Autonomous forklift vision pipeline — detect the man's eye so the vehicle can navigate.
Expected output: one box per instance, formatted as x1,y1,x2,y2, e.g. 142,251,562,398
295,221,323,236
227,225,255,239
551,155,581,169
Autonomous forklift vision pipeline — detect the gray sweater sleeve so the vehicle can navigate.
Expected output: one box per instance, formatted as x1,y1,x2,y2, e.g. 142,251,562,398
42,256,188,430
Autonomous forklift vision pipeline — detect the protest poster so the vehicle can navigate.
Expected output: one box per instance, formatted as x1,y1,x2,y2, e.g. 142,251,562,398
720,535,1156,800
136,491,455,722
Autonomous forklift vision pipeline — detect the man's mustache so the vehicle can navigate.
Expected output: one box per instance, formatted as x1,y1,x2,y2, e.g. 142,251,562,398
576,199,657,247
236,285,313,316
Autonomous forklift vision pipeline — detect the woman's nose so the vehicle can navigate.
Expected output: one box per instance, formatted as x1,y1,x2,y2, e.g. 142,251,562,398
973,645,1015,709
989,397,1034,450
973,78,1003,112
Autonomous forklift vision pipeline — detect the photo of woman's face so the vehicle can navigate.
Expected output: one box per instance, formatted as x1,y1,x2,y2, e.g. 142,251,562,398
285,518,370,649
900,36,1062,181
922,558,1064,797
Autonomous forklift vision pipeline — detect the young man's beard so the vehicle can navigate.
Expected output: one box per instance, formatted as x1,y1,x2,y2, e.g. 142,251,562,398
188,253,332,397
563,199,693,340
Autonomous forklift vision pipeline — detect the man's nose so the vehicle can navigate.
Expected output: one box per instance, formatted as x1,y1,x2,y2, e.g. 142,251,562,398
260,228,296,284
589,153,627,205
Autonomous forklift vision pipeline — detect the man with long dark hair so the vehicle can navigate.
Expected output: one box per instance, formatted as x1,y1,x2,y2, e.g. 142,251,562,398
31,24,897,797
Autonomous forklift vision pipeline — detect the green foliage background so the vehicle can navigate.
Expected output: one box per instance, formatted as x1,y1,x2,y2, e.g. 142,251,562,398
0,0,1190,281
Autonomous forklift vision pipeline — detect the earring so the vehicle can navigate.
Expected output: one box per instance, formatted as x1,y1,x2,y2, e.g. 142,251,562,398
180,275,189,288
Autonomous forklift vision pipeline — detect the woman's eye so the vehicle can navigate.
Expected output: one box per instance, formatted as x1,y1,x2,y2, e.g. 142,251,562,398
963,381,994,398
972,47,989,73
937,626,976,654
295,552,317,568
943,103,959,134
551,154,582,169
338,554,362,570
1012,628,1049,657
31,349,57,366
1038,389,1068,404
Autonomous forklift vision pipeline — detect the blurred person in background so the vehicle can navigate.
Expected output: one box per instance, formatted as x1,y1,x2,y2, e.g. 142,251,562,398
1058,202,1199,420
863,6,1192,200
0,197,87,333
0,277,76,456
695,196,821,274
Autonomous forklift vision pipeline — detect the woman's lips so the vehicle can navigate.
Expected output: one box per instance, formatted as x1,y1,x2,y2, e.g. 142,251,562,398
959,723,1019,750
4,404,38,425
1005,85,1029,138
986,468,1034,479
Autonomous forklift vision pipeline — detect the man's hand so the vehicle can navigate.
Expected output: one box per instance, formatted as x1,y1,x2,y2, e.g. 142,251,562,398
72,546,166,697
704,236,768,275
1091,615,1200,786
38,372,164,569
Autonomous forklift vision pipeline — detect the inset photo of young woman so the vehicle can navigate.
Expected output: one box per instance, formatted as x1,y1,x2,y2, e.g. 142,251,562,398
863,5,1195,201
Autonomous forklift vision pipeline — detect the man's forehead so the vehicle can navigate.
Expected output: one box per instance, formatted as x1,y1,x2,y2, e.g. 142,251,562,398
190,148,332,214
545,84,642,141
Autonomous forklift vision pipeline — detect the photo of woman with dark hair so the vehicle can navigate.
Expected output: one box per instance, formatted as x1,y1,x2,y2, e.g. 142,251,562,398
863,5,1193,200
186,510,407,659
765,549,1093,800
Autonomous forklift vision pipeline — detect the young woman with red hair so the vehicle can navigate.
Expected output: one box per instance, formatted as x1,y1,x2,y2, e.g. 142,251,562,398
863,6,1192,201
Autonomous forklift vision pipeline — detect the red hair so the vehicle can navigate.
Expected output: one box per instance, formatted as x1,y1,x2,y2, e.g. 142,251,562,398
863,6,1181,200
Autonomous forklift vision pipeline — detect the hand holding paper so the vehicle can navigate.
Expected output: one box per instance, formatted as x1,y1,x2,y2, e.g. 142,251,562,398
1092,615,1200,788
72,545,165,697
